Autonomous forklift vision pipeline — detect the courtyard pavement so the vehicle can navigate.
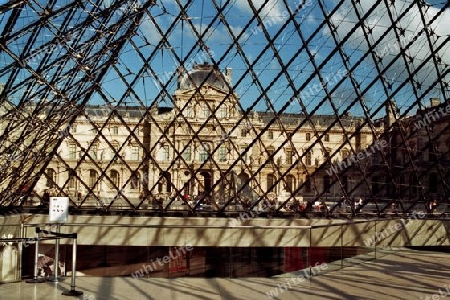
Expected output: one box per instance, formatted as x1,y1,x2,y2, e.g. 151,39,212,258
0,249,448,300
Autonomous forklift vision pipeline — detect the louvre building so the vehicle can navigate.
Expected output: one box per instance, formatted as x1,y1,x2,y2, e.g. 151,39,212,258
29,63,381,212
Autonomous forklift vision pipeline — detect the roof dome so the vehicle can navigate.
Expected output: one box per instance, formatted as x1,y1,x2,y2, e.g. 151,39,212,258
179,63,230,91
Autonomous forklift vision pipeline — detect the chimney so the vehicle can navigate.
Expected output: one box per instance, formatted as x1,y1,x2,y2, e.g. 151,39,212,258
225,67,232,82
384,97,398,130
430,97,440,107
177,66,185,88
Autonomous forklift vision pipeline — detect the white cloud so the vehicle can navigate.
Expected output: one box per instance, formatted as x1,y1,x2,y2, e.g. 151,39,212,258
230,25,250,40
326,0,450,88
140,16,163,43
234,0,285,24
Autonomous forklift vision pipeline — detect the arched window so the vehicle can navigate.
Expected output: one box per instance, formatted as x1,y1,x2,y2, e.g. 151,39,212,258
238,172,251,195
285,174,295,194
267,174,277,193
158,172,172,193
110,170,120,187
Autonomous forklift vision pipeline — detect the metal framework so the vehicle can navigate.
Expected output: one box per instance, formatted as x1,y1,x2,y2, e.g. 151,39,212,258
0,0,449,218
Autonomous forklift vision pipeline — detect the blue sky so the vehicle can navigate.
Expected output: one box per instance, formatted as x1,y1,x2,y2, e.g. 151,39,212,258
1,0,449,119
93,0,450,119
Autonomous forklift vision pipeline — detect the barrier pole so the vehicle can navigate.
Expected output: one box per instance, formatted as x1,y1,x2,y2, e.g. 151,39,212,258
48,224,61,282
62,233,83,297
25,227,45,283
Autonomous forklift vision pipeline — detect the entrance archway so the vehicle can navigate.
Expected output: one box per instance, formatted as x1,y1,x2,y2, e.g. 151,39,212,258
200,171,212,194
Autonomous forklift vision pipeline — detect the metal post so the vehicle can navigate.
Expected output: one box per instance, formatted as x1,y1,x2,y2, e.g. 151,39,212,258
374,220,377,259
62,234,83,296
25,228,45,283
48,224,61,282
340,225,343,269
308,227,311,279
19,223,23,281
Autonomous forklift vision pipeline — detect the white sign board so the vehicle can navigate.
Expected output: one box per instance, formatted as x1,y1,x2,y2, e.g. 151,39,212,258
49,197,69,223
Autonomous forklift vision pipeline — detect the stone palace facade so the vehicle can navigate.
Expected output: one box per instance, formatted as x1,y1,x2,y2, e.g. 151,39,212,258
33,64,380,209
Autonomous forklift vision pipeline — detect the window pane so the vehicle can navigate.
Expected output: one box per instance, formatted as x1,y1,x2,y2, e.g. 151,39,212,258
286,151,293,165
89,144,98,160
46,168,56,187
199,150,208,162
130,174,139,190
68,177,76,189
163,146,169,160
131,146,140,160
219,145,227,162
110,170,120,186
89,170,97,188
267,174,277,192
199,143,210,162
218,106,227,118
69,144,77,159
68,171,77,189
182,145,192,161
306,152,312,166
